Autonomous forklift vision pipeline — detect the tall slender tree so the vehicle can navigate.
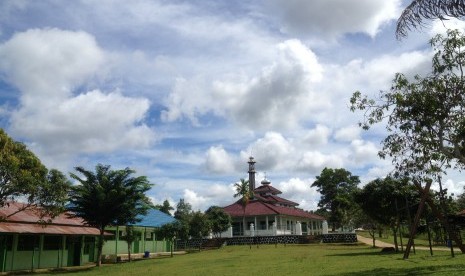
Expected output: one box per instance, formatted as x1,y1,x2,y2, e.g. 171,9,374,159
68,164,152,266
234,178,252,235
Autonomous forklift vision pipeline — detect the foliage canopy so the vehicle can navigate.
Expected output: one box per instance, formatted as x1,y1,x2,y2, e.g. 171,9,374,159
351,29,465,180
0,128,70,219
68,164,152,266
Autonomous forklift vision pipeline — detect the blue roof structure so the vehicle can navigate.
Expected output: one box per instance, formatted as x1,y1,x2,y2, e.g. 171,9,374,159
132,208,176,228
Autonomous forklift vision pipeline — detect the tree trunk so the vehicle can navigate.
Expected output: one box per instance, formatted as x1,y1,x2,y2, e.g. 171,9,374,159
127,243,132,262
97,228,105,267
392,226,399,252
369,227,376,248
413,181,465,253
170,238,174,257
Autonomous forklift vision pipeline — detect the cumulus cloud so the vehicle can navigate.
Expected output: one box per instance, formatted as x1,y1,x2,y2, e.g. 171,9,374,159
265,0,402,39
204,145,235,174
334,125,360,142
0,28,155,164
162,39,325,130
277,178,320,210
350,139,379,166
302,124,331,146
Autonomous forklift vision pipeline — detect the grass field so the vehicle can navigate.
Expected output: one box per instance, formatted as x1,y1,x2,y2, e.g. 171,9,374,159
39,243,465,276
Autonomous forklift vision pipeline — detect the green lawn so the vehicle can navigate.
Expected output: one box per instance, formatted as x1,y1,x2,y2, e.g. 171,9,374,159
39,243,465,276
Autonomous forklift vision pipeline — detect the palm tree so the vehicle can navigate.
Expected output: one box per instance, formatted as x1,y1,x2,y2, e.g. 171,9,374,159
397,0,465,39
68,164,152,266
234,178,252,235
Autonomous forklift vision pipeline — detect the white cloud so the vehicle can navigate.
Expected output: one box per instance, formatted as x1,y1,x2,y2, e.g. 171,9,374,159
303,125,331,146
430,18,465,37
0,28,104,99
162,39,325,130
205,145,235,174
246,132,293,170
265,0,402,39
334,125,360,142
350,139,379,166
277,178,320,210
0,28,155,166
183,189,208,212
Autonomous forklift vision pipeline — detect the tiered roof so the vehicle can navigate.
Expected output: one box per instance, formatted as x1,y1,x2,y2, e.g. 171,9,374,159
224,177,324,221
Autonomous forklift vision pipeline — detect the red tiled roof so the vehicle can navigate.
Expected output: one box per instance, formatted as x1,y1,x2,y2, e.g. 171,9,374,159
223,201,324,221
254,184,282,195
0,202,102,235
260,195,299,206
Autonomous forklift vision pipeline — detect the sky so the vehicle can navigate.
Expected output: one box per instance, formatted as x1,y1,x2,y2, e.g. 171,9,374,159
1,0,465,213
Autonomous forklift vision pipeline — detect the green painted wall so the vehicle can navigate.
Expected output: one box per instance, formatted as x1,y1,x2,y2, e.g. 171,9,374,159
0,234,96,272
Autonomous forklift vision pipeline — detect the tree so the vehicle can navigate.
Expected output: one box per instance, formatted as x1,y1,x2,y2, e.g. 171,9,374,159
311,168,360,231
174,198,193,240
355,177,418,251
68,164,152,266
156,199,174,216
397,0,465,39
456,188,465,211
189,211,210,239
156,221,182,257
0,128,70,219
350,29,465,254
351,29,465,185
205,206,231,238
234,178,252,235
124,225,139,262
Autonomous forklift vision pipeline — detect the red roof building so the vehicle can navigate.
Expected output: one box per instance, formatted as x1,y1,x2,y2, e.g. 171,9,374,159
0,202,101,272
222,157,325,237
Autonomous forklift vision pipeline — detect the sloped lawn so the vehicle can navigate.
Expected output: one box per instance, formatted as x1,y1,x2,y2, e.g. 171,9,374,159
43,243,465,276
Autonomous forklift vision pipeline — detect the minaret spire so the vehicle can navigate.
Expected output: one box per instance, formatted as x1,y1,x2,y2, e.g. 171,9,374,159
247,156,256,192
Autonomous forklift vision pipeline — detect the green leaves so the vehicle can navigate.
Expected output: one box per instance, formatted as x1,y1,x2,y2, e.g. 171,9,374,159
312,168,360,230
0,129,70,218
350,29,465,180
68,164,153,228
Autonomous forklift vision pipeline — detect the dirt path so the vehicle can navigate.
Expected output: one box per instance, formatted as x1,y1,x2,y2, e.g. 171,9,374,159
356,235,461,252
356,235,396,248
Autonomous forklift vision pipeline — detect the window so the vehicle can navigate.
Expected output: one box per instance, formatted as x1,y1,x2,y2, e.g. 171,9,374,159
145,232,153,241
17,235,38,251
104,230,116,241
0,235,13,251
83,237,95,254
43,236,62,250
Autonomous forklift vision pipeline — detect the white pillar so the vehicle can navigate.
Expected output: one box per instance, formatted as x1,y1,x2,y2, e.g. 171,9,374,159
296,221,302,235
266,216,269,230
228,226,233,237
322,220,329,234
250,223,255,237
272,221,277,236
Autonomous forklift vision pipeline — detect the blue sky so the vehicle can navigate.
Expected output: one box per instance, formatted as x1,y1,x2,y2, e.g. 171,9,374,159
1,0,465,212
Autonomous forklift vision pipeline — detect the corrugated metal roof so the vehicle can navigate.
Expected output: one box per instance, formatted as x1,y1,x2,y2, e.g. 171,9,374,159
0,222,101,235
0,202,102,235
131,208,176,228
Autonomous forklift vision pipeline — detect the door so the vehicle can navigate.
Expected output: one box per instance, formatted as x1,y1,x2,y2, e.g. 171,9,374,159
67,237,82,266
